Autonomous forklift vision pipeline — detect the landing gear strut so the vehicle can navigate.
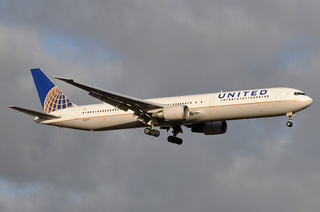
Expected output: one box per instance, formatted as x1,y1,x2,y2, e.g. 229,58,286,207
144,128,160,137
286,112,295,127
167,125,183,145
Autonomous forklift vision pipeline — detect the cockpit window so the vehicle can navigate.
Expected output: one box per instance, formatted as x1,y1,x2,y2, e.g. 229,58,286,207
294,92,306,96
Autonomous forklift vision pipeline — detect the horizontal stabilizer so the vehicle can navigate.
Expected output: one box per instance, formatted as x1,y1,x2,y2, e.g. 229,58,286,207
8,106,61,119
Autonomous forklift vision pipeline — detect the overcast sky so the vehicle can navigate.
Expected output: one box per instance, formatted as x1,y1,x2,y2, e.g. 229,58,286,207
0,0,319,211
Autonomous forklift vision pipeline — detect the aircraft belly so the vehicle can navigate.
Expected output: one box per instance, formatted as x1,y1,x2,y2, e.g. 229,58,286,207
47,114,146,131
94,115,146,131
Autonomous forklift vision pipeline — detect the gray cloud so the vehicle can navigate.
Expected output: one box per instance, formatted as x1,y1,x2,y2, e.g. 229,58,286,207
0,1,319,211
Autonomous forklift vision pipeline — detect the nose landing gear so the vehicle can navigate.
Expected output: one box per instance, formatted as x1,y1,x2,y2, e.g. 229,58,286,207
286,112,295,127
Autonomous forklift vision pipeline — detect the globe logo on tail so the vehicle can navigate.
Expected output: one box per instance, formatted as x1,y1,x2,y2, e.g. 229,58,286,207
44,86,74,113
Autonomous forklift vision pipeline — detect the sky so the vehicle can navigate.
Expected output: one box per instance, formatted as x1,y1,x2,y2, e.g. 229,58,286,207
0,0,319,211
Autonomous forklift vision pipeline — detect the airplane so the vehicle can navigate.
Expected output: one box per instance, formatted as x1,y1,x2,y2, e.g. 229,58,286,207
9,68,313,145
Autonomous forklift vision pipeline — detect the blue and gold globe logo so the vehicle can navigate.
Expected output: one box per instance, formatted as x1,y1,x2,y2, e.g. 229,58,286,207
44,86,74,113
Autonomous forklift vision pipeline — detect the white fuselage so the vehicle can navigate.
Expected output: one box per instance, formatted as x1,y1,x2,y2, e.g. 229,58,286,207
35,87,313,131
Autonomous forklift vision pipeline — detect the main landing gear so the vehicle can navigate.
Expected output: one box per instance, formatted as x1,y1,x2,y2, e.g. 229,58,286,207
144,125,183,145
286,112,295,127
167,125,183,145
144,127,160,137
167,136,183,145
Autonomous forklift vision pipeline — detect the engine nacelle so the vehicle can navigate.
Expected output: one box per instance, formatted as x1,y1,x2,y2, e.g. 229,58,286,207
152,105,190,121
191,121,227,135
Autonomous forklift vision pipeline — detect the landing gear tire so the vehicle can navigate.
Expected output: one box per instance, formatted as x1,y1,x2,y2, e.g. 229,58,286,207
144,128,151,135
167,136,174,143
151,130,160,137
167,136,183,145
286,121,293,127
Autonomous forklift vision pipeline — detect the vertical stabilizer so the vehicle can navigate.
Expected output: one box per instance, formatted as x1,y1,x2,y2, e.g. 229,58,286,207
31,68,75,113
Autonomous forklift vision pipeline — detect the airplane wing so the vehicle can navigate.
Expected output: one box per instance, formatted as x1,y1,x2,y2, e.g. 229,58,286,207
51,76,164,115
8,106,61,119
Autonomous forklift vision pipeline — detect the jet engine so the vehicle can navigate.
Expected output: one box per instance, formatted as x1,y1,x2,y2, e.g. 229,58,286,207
152,105,190,121
191,121,227,135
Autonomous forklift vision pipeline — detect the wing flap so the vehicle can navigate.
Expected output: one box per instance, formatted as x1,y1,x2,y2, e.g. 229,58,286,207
8,106,61,119
88,91,131,111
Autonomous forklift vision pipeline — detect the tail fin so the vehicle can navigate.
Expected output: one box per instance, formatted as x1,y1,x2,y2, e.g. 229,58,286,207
31,68,75,113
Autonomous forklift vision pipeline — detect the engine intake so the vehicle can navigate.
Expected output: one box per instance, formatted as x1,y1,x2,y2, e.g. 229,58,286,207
191,121,227,135
152,105,190,121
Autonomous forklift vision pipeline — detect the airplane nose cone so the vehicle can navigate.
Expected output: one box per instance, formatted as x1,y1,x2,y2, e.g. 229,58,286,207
306,96,313,107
